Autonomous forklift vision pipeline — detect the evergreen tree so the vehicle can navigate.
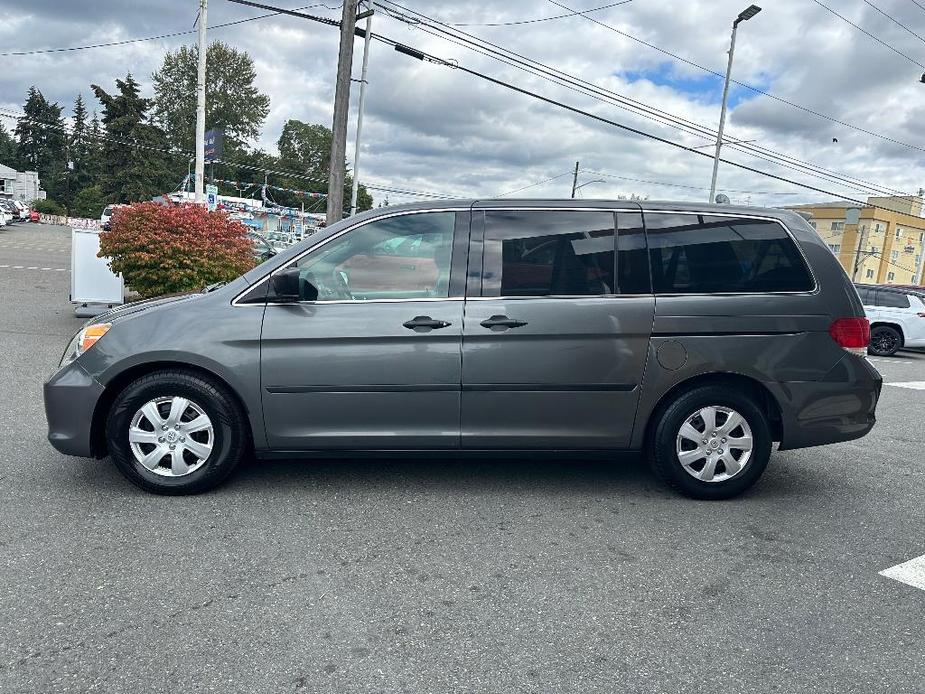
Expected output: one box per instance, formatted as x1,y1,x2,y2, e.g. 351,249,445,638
69,94,94,194
0,122,15,167
92,74,175,203
14,86,67,199
86,110,104,185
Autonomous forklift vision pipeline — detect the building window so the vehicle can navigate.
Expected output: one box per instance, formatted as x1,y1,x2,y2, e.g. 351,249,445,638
916,254,922,266
866,269,875,279
827,243,841,254
887,272,896,282
920,232,924,243
808,220,817,229
830,221,844,231
896,228,903,238
870,246,879,253
875,223,884,233
891,250,899,261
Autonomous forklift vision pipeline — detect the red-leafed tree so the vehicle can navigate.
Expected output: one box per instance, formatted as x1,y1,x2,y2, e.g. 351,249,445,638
99,202,255,298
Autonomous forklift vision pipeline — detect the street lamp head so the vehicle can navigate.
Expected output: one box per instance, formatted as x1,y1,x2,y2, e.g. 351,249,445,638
736,4,762,24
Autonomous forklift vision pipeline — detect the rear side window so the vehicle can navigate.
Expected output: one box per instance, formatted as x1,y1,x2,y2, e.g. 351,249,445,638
482,210,615,297
855,286,874,304
645,213,814,294
876,291,910,308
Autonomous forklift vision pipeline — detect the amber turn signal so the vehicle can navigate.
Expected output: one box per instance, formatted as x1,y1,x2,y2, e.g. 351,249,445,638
79,323,111,354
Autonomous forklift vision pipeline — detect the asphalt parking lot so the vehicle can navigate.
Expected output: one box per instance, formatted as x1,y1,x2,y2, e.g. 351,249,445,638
1,222,923,693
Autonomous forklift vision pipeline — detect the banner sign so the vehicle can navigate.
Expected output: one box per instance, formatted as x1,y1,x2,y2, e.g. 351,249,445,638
204,128,223,163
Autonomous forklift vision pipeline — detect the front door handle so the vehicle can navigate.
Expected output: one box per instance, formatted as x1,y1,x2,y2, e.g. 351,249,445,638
480,315,529,331
403,315,452,332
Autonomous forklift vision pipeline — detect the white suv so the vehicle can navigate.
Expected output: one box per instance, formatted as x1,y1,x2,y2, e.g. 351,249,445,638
855,284,925,356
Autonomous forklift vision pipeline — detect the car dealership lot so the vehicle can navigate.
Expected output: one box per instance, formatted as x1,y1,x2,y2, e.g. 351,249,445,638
1,224,924,693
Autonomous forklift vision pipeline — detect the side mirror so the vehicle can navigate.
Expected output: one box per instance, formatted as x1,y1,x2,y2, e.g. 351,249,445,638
271,268,303,302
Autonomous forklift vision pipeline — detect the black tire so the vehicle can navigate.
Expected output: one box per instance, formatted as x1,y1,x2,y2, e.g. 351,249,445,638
868,325,902,357
648,385,772,500
106,370,248,495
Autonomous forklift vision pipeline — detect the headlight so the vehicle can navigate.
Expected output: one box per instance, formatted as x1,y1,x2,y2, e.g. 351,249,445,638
59,323,111,367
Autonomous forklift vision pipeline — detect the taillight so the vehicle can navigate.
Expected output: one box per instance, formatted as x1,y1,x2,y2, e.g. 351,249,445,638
829,317,870,356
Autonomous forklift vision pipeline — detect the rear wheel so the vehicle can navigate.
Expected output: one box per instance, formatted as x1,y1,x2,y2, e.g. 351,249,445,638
868,325,902,357
106,370,248,495
649,385,772,500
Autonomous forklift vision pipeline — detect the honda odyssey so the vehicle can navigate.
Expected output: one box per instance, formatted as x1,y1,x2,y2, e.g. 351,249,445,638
44,200,882,499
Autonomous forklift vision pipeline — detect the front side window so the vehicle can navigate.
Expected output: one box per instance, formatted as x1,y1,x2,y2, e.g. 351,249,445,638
646,213,815,294
482,210,615,297
292,212,456,301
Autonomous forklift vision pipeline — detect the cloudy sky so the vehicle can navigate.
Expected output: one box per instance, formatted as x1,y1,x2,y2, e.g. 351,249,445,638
2,0,925,207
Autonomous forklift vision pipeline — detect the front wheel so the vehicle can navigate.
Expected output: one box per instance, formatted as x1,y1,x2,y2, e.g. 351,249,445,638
868,325,902,357
649,385,772,500
106,370,248,495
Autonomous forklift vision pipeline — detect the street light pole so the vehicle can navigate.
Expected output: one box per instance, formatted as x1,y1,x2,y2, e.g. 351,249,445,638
194,0,208,203
708,4,761,204
349,3,374,217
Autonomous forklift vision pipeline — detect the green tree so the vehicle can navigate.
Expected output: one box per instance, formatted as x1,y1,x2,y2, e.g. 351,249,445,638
275,119,372,215
152,41,270,152
69,94,94,194
70,184,108,218
85,110,104,185
92,74,176,203
14,86,67,200
278,120,331,175
0,122,15,167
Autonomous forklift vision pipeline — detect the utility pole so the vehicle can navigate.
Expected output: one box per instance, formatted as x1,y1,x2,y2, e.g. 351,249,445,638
327,0,358,225
852,222,868,281
570,161,579,198
194,0,209,203
349,3,374,217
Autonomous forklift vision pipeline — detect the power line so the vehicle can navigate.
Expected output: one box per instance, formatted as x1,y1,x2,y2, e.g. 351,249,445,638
862,0,925,46
493,172,574,197
449,0,632,27
811,0,925,69
0,3,338,57
910,0,925,13
544,0,925,155
580,169,805,196
376,0,912,198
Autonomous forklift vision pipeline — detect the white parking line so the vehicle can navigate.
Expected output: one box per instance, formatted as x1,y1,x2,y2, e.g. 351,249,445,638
869,357,917,365
885,382,925,390
880,554,925,592
0,265,67,273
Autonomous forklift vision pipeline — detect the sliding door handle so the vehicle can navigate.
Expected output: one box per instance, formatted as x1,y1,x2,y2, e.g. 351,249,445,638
480,315,528,331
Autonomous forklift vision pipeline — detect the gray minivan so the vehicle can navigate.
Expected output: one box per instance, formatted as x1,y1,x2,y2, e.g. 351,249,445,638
44,201,882,499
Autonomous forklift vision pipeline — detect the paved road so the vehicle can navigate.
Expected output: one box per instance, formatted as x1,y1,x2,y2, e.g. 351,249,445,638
1,223,923,693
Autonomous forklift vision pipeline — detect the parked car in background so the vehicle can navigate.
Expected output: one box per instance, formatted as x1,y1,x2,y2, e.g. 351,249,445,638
12,200,30,221
100,204,127,231
44,201,881,499
854,283,925,356
29,209,41,223
0,200,18,224
0,206,8,227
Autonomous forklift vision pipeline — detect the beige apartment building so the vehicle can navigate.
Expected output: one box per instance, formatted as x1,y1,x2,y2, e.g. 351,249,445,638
786,194,925,286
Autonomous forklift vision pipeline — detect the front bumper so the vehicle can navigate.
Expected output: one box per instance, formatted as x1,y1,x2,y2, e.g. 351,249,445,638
771,355,883,451
43,361,105,458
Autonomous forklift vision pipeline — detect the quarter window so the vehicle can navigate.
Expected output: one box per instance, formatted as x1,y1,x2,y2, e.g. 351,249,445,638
645,213,814,294
482,210,615,297
293,212,456,301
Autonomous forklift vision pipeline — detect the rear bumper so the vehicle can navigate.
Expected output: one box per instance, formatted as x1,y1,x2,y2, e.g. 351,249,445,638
770,355,882,451
43,362,105,458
